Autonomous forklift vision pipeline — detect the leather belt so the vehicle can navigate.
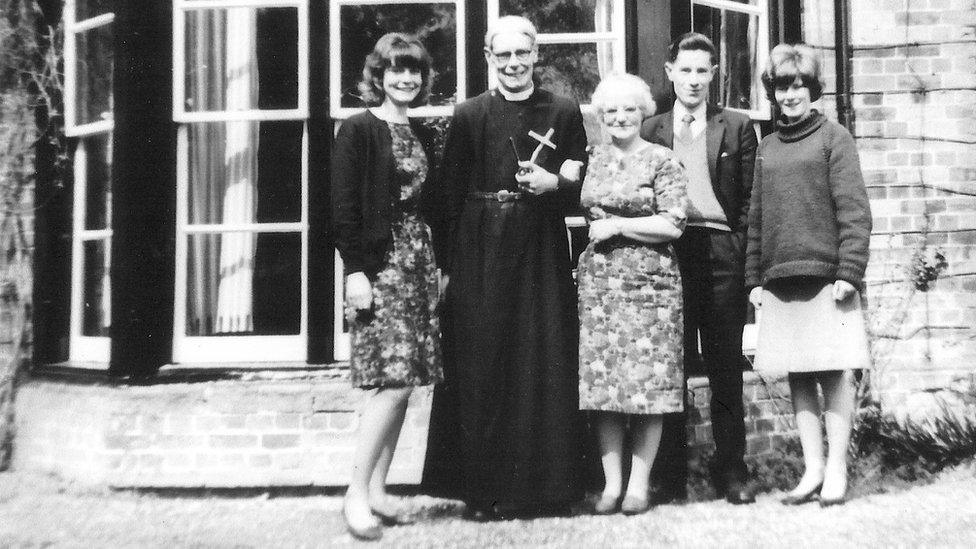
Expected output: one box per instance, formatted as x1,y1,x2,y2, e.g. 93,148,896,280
467,190,527,202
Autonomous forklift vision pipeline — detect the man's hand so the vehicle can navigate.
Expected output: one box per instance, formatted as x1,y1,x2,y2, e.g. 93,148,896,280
832,280,856,302
515,161,559,195
748,286,763,309
344,272,373,311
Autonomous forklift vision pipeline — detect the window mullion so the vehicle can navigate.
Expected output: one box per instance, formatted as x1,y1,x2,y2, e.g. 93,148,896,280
692,0,765,16
68,13,115,33
537,32,620,44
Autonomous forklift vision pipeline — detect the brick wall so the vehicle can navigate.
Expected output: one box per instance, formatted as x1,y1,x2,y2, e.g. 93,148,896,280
802,0,976,407
12,372,795,488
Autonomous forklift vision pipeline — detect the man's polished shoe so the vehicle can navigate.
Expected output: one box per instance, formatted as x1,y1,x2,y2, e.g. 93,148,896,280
723,479,756,505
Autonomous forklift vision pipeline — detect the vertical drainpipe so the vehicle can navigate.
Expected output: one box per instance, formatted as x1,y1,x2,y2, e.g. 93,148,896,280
834,0,854,131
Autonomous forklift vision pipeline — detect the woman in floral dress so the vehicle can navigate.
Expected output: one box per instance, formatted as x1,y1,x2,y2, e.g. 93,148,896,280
578,74,689,515
331,33,443,541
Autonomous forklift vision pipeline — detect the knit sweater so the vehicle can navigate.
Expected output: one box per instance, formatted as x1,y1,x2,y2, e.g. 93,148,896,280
745,111,872,289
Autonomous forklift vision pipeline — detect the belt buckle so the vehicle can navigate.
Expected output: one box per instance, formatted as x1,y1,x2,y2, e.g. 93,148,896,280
496,190,515,202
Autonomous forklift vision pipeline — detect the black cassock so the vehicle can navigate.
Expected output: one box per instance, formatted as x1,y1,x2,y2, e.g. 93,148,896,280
423,88,589,509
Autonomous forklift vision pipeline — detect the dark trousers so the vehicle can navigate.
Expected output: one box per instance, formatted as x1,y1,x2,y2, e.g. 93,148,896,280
653,226,749,496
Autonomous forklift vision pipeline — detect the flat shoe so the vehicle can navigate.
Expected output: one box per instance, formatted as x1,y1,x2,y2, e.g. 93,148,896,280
343,506,382,541
372,505,414,526
620,495,651,516
593,494,620,515
819,492,848,507
781,483,823,505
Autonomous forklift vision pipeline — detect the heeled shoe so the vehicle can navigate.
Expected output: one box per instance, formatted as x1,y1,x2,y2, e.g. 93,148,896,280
620,495,652,516
780,483,823,505
593,493,621,515
343,505,382,541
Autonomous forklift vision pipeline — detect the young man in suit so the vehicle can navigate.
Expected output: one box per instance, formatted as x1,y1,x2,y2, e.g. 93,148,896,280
640,32,758,504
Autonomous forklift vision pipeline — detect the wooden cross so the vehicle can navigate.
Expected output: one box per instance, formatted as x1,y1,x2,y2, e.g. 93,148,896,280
527,128,557,164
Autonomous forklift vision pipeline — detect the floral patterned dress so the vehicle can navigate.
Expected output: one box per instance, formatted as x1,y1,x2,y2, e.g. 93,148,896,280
578,143,689,414
349,122,443,388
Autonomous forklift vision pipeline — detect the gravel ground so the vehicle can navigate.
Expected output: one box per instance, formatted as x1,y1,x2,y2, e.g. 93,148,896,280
2,466,975,548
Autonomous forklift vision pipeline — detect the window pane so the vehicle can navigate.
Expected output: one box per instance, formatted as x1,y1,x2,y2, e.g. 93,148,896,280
499,0,615,34
184,8,299,112
536,43,604,104
338,4,458,108
82,239,111,337
82,133,112,231
693,5,762,111
76,0,112,21
75,25,113,127
187,121,303,224
186,232,301,336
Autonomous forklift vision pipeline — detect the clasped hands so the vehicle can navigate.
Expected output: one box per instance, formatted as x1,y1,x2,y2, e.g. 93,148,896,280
749,279,857,309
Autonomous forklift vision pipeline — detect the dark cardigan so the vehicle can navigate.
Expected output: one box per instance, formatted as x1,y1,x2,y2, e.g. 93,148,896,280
745,111,872,289
331,109,439,278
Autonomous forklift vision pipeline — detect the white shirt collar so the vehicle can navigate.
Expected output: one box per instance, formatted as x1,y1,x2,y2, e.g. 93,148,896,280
672,101,708,138
496,85,534,102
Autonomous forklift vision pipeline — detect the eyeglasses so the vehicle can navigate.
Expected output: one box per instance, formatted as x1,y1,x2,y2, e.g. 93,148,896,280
490,49,533,63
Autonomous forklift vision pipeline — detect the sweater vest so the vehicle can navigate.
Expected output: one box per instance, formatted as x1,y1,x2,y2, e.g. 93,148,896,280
673,130,729,231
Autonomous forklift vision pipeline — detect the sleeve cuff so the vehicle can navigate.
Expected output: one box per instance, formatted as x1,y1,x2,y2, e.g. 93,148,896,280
835,265,866,289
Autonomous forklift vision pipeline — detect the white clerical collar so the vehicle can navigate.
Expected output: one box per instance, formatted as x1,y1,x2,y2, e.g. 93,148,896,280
673,101,707,123
495,85,534,102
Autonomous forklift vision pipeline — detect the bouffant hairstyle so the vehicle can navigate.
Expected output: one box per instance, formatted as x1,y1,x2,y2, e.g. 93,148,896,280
591,73,657,119
668,32,717,65
761,43,824,102
358,32,433,107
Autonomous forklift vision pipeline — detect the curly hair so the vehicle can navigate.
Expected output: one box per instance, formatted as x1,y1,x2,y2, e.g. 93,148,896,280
591,73,657,119
358,32,433,107
761,43,824,103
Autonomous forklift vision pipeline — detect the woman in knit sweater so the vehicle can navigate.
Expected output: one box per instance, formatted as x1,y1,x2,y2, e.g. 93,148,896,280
746,44,872,507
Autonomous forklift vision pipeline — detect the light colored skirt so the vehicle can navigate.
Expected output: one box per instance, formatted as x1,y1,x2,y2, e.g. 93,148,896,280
753,279,871,373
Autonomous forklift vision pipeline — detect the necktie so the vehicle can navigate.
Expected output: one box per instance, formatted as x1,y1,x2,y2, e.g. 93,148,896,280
679,113,695,142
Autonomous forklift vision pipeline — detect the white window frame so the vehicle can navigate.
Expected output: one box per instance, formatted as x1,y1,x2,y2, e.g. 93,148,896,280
65,0,114,365
64,4,114,137
486,0,627,111
173,0,309,123
171,0,310,363
691,0,771,120
328,0,467,119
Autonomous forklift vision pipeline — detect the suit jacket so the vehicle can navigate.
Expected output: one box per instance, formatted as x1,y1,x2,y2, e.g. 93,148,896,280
640,104,757,243
331,109,439,277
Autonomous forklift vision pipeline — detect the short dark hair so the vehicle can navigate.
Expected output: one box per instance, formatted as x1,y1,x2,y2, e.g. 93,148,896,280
668,32,717,65
358,32,433,107
760,43,824,103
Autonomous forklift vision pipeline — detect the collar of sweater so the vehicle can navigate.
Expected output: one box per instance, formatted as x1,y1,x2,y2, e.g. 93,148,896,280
775,110,826,143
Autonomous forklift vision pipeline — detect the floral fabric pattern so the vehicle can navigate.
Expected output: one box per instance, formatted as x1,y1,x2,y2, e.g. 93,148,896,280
350,122,442,388
578,143,689,414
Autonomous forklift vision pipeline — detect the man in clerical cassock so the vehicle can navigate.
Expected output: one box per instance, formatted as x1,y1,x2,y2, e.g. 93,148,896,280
422,15,589,520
